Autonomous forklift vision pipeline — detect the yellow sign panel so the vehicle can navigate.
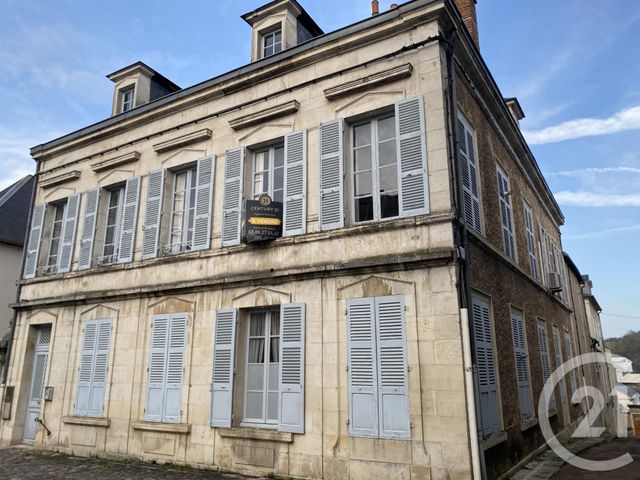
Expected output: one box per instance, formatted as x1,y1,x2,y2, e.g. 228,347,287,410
248,217,282,226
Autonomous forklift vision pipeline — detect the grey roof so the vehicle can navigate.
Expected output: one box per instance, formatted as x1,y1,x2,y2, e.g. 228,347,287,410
0,175,34,247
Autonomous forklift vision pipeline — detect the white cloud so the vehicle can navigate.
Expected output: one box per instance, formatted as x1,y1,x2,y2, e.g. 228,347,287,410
524,106,640,144
554,191,640,207
564,224,640,241
546,167,640,177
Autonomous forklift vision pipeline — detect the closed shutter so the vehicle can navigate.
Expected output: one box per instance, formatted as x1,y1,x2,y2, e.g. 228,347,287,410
319,119,344,230
221,148,244,246
511,312,533,421
142,169,165,259
278,303,305,433
537,322,555,410
57,193,80,273
164,315,187,423
88,319,112,417
457,116,482,232
146,316,169,422
24,203,46,279
523,202,539,280
117,176,141,263
75,321,97,416
395,97,428,217
347,297,378,437
552,328,567,405
497,167,515,260
375,296,410,439
78,188,100,270
283,130,307,236
564,334,578,395
471,295,500,438
192,156,215,251
538,224,548,286
211,308,238,427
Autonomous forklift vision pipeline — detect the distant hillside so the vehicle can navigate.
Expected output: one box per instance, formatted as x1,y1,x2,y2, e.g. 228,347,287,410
605,330,640,370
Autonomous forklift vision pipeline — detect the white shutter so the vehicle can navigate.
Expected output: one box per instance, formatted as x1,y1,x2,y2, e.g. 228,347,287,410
146,316,169,422
57,193,80,273
164,315,186,423
278,303,305,433
471,295,500,438
523,202,539,280
537,322,555,410
457,116,481,232
552,327,567,405
497,167,515,260
192,156,215,251
319,119,344,230
24,203,46,279
75,321,97,416
142,169,165,259
564,334,578,394
221,148,244,246
538,224,548,286
117,176,141,263
78,188,100,270
347,297,378,437
283,130,307,237
511,312,533,421
211,308,238,427
395,97,428,217
375,296,410,440
88,319,112,417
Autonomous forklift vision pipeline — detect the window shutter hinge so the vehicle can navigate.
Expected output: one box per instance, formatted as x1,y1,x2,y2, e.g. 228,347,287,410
180,410,183,416
404,306,408,312
346,419,350,425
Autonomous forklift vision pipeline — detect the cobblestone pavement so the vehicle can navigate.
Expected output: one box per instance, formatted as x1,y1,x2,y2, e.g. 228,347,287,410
0,447,252,480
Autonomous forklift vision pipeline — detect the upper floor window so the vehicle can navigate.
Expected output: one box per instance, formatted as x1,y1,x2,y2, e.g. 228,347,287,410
100,186,125,264
46,202,66,271
351,115,399,223
168,167,197,254
120,87,135,113
457,115,482,233
496,165,516,260
262,28,282,58
523,200,539,281
253,146,284,202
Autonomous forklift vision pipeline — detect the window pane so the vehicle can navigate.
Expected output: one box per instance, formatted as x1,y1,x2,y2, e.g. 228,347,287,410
380,193,399,219
354,124,371,147
354,147,372,172
273,189,283,203
248,339,265,363
267,392,278,421
247,364,264,390
274,30,281,43
246,392,263,419
379,165,398,193
354,171,372,196
268,363,279,391
250,313,266,336
274,166,284,192
270,312,280,337
355,196,374,222
264,34,273,47
270,337,280,362
378,116,396,141
274,147,284,167
378,139,397,166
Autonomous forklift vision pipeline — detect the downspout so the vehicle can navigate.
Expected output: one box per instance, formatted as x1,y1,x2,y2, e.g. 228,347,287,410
441,30,484,480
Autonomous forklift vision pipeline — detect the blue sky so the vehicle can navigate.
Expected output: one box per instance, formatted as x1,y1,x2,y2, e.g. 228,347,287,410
1,0,638,337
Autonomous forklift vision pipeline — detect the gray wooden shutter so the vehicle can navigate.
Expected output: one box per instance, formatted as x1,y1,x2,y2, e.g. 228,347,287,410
511,312,533,421
552,328,567,405
278,303,305,433
117,176,141,263
457,117,482,232
192,156,215,251
347,297,378,437
537,322,555,410
395,96,428,217
497,168,515,260
211,308,238,427
75,321,97,416
24,203,46,279
163,314,186,423
283,130,307,237
222,148,244,246
142,169,165,260
375,296,410,440
319,119,344,230
57,193,80,273
78,188,100,270
88,319,112,417
146,316,169,422
523,203,539,280
564,334,578,394
538,224,548,286
471,295,500,438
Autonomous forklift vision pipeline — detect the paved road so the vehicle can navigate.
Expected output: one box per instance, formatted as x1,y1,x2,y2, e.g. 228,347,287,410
0,447,248,480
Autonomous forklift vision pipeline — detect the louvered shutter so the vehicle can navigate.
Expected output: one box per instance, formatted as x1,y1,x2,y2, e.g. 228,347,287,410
146,316,169,422
278,303,305,433
319,119,344,230
283,130,307,236
395,97,428,217
222,148,244,246
347,297,378,437
75,321,97,416
164,315,186,423
88,319,111,417
471,295,500,438
497,168,515,260
537,323,555,409
192,156,215,251
552,328,567,405
24,203,46,279
78,188,100,270
375,296,410,439
117,176,141,263
211,308,238,427
142,169,165,259
511,312,533,421
523,203,539,280
538,224,548,286
57,193,80,273
564,334,578,395
457,117,481,232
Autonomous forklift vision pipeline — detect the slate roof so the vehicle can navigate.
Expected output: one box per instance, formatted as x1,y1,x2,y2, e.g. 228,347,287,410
0,175,34,247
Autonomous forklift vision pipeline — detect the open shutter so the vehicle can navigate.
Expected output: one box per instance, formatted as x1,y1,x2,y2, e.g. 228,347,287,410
192,156,215,251
211,308,238,427
538,224,548,286
347,297,378,437
457,117,481,232
395,97,428,217
75,321,97,416
565,334,578,394
146,316,169,422
511,312,533,421
142,169,165,259
78,188,100,270
88,319,111,417
57,193,80,273
117,176,141,263
552,328,567,405
24,203,46,279
222,148,244,246
283,130,307,236
497,168,515,260
164,315,186,423
278,303,305,433
537,323,555,410
471,295,500,438
319,119,344,230
375,296,410,440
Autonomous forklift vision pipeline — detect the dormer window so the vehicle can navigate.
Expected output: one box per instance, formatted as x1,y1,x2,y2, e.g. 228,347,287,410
262,27,282,58
120,87,135,113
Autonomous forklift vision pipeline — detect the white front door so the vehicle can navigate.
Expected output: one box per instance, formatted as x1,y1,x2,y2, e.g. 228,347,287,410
23,326,51,444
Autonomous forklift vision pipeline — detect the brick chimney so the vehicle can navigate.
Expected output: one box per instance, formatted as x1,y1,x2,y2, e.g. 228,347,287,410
454,0,479,48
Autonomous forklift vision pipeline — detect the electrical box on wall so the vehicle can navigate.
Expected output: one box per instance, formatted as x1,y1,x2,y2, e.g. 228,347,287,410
43,386,54,401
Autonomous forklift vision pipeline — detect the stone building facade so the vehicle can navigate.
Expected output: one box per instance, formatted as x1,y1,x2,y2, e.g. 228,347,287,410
0,1,611,479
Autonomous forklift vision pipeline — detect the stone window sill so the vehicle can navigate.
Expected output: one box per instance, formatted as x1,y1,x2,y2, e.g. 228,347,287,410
131,421,191,434
62,416,110,428
217,426,293,443
481,431,508,451
521,417,539,432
